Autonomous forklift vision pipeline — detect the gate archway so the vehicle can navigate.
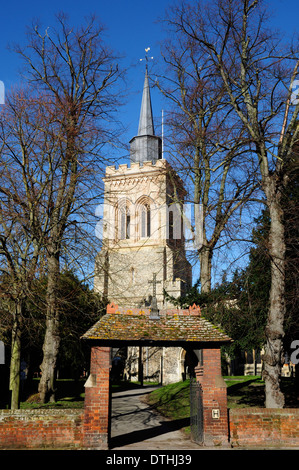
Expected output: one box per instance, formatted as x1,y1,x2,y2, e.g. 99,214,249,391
81,303,232,449
180,348,199,381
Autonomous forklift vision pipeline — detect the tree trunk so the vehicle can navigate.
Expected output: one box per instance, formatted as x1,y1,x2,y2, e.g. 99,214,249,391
39,251,60,403
262,196,286,408
138,347,143,386
200,245,212,293
9,301,22,409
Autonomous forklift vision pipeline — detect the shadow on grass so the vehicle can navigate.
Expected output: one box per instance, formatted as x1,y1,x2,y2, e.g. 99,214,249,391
227,377,299,408
20,378,86,409
227,377,265,408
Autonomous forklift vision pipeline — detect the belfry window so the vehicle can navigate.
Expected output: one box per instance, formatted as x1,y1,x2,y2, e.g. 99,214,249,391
141,204,151,238
120,207,130,239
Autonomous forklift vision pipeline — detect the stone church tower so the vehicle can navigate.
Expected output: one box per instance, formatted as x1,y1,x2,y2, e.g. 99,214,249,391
94,66,193,384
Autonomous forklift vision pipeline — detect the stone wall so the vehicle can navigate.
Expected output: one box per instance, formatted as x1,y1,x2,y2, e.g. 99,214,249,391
95,245,189,309
125,346,183,385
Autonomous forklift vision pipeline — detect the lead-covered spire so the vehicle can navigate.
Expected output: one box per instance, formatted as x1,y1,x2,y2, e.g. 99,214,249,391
138,66,155,136
130,65,162,164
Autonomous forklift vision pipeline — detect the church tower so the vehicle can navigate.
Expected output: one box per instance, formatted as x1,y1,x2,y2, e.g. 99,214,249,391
94,66,192,310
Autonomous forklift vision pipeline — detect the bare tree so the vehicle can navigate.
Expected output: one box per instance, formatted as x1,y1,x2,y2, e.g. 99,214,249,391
9,13,124,403
165,0,299,407
156,23,259,292
0,90,49,408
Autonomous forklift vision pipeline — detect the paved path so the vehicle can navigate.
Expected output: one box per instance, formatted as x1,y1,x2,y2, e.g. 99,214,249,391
110,386,202,450
109,388,298,452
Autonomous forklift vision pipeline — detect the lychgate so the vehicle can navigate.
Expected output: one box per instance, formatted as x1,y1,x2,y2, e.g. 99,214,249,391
81,303,232,449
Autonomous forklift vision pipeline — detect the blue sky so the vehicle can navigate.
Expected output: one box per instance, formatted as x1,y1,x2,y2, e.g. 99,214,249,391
1,0,298,150
0,0,173,147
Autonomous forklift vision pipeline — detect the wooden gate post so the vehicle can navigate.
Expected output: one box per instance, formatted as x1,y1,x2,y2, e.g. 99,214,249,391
195,348,229,446
83,346,111,449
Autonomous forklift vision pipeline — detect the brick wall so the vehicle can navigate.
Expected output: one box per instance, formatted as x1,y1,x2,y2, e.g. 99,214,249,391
229,408,299,448
83,346,111,449
0,409,84,449
0,402,298,449
0,346,111,450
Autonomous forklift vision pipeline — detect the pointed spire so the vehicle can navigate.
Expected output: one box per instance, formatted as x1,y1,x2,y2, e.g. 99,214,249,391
130,64,162,164
138,66,155,136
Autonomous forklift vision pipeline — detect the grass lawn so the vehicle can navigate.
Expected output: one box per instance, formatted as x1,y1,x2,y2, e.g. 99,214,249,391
146,376,298,416
18,375,298,414
20,379,86,410
19,378,156,409
145,376,298,434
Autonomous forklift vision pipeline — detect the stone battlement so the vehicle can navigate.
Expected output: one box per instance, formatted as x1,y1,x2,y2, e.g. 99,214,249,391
105,158,167,177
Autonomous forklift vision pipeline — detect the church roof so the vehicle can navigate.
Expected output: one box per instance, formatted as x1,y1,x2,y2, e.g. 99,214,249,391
81,303,233,347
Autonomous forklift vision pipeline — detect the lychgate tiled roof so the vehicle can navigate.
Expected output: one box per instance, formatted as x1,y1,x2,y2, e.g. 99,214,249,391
81,303,233,346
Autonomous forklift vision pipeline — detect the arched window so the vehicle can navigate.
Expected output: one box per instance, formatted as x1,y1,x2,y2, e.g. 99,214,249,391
117,199,131,240
141,204,151,238
136,196,153,240
120,206,130,239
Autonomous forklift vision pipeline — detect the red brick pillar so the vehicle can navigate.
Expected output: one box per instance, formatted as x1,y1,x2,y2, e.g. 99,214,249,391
195,348,229,446
83,346,111,449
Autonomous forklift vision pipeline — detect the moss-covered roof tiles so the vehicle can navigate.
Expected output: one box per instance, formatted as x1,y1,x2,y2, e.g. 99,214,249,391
81,303,232,346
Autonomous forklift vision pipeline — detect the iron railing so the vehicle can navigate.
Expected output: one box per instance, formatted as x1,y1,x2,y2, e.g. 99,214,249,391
190,379,203,444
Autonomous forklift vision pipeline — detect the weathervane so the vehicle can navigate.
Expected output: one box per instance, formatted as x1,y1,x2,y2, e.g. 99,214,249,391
140,47,154,69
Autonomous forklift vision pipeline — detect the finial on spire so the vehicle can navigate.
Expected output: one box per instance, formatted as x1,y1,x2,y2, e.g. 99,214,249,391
140,47,154,69
137,57,155,136
130,49,162,164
